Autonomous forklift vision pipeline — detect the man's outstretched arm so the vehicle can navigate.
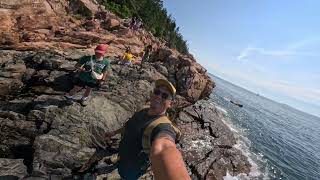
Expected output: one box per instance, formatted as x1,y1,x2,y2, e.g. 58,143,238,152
150,134,191,180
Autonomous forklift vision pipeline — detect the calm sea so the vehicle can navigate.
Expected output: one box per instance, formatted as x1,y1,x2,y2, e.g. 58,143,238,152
209,75,320,180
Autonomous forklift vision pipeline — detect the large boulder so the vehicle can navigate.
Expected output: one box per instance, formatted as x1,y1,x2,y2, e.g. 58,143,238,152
154,47,178,62
0,11,19,45
16,15,58,31
0,159,28,179
0,56,26,96
0,111,35,158
177,101,251,179
30,78,153,177
32,134,96,177
0,12,15,33
0,78,24,97
152,48,214,103
176,66,213,102
104,18,120,30
83,19,101,31
69,0,100,17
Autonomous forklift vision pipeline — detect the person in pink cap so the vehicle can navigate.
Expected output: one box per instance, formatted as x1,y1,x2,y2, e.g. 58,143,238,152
65,44,111,106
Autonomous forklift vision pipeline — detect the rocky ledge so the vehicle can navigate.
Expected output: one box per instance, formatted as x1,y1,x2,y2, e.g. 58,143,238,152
0,0,250,179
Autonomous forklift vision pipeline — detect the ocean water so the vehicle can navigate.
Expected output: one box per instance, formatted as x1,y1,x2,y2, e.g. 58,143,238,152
209,75,320,180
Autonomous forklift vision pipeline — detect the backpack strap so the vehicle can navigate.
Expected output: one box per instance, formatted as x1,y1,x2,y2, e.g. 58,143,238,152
90,55,94,69
142,116,181,154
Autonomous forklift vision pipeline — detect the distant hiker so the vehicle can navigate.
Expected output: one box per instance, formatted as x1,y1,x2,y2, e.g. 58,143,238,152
77,79,191,180
65,44,111,106
134,18,142,30
121,47,135,65
141,45,152,65
139,20,144,29
129,16,137,30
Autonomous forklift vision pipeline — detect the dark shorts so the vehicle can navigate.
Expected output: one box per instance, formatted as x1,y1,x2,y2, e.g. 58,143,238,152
74,78,98,88
118,164,146,180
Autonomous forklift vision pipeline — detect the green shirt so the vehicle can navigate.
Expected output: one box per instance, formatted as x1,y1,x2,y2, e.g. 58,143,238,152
78,55,111,83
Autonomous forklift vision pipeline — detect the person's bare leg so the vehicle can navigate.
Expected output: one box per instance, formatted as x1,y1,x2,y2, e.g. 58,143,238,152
66,86,82,96
83,86,92,99
79,87,92,106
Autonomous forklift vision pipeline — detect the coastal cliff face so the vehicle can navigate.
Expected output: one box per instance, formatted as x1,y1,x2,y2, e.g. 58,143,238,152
0,0,250,179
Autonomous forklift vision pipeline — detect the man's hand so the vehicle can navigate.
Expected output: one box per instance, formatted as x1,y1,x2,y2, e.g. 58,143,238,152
74,63,85,72
98,80,104,87
78,66,85,71
104,131,114,144
104,128,123,145
150,135,191,180
104,131,114,138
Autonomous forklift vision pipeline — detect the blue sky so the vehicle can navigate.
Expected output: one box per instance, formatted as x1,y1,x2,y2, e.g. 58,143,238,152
163,0,320,117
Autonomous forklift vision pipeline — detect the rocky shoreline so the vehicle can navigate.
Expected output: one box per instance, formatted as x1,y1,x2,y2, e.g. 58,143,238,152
0,0,250,179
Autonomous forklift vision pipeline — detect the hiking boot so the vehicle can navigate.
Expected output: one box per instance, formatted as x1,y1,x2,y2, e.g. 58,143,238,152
64,94,75,105
80,97,89,106
64,94,74,100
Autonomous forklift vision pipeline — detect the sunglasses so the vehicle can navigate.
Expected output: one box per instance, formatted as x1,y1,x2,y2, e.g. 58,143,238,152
153,89,172,100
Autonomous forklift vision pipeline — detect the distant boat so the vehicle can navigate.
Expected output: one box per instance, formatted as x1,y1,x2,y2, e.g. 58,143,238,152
223,97,231,101
230,100,243,107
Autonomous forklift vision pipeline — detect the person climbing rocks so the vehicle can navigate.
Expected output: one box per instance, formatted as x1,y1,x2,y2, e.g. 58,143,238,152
134,18,143,30
65,44,111,106
129,16,137,30
121,47,135,65
141,45,152,65
77,79,191,180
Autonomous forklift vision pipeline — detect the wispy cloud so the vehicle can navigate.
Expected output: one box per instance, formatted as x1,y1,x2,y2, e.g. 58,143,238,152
209,64,320,104
237,37,320,61
237,46,295,60
264,81,320,104
286,37,320,50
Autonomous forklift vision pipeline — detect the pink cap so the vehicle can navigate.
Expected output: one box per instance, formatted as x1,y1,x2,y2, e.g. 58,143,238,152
95,44,108,54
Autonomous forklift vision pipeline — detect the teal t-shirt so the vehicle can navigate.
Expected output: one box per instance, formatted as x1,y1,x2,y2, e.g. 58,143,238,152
78,55,111,83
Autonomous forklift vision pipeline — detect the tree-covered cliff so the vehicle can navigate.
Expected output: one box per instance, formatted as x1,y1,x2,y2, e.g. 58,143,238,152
98,0,189,54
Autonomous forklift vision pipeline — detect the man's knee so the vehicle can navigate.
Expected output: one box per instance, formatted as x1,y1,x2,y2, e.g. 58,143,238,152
74,85,82,89
85,86,93,91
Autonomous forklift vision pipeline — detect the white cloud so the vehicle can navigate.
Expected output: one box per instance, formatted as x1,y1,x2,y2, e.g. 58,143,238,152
237,37,320,61
237,46,295,60
287,37,320,50
262,81,320,105
209,64,320,106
